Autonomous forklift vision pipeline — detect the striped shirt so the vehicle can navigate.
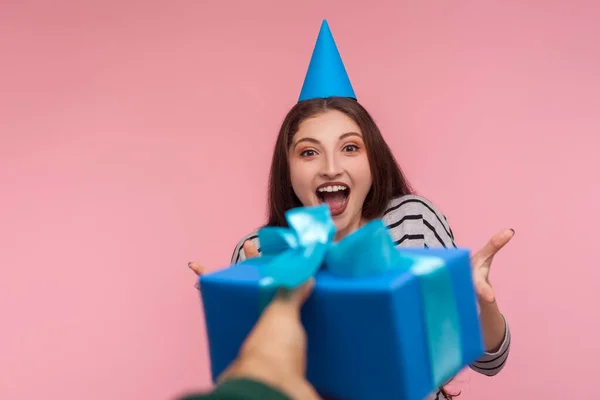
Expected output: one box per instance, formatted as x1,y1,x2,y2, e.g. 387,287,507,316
230,194,511,400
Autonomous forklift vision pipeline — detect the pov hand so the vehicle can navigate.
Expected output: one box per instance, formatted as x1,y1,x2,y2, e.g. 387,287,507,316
471,229,514,303
219,279,321,400
188,240,260,276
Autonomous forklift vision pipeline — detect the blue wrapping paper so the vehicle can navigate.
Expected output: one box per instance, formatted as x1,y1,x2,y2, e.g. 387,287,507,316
200,205,484,400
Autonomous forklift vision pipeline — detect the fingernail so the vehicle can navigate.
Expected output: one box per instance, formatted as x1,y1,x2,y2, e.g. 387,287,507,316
510,228,515,234
188,262,192,268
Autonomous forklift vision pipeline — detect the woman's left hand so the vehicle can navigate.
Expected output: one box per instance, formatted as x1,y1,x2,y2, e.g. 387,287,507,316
471,229,515,303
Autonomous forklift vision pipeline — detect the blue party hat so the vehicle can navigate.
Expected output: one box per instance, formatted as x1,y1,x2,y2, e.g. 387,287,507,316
298,20,356,102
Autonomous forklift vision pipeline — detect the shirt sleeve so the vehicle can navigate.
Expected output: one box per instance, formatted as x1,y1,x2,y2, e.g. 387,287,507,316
416,196,511,377
230,232,261,264
178,378,291,400
468,314,511,376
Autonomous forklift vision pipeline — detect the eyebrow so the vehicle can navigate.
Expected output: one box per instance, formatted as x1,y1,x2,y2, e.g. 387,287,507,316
293,132,363,148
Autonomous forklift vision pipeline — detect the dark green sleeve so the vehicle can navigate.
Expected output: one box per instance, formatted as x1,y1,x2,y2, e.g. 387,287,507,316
178,378,291,400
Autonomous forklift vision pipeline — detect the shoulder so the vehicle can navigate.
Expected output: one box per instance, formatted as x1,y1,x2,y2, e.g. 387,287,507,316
230,230,262,264
384,194,448,221
383,194,456,248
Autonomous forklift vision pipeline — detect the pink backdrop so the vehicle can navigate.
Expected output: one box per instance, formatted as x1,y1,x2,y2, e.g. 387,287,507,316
2,1,599,399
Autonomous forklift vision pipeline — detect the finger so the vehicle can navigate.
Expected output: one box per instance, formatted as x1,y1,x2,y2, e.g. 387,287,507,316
188,261,206,276
243,240,260,259
472,229,514,264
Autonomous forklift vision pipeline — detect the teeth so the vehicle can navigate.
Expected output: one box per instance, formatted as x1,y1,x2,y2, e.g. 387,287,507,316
318,185,348,192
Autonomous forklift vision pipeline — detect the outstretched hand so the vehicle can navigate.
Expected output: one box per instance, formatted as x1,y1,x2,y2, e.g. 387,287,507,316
190,238,319,398
218,279,320,399
191,232,512,303
471,229,514,303
188,240,260,276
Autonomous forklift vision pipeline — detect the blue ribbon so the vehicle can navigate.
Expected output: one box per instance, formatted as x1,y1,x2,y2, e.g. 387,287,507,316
252,205,463,387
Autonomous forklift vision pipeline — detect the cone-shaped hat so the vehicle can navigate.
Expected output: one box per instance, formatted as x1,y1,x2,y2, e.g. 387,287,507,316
298,20,356,102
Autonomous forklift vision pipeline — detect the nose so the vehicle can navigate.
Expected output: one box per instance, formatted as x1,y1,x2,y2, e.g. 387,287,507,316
319,153,343,179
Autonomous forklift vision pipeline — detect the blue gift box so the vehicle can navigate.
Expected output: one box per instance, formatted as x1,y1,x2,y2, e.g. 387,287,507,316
199,206,484,400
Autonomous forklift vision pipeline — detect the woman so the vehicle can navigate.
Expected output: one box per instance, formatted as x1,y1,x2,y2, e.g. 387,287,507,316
190,20,513,399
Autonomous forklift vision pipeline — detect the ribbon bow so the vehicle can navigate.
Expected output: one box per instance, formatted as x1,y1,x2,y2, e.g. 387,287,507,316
251,204,465,387
256,204,403,289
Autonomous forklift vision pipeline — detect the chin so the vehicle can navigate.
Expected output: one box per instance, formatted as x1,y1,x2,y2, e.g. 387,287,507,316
332,213,353,235
332,217,346,230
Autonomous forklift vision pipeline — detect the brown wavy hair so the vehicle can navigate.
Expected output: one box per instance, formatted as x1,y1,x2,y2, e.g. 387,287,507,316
266,97,413,227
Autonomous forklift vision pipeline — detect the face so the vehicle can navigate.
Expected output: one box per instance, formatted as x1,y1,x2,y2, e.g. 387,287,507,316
288,109,373,239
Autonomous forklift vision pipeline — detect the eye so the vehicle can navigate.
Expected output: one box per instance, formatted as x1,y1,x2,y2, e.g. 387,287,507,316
300,149,318,157
342,144,360,152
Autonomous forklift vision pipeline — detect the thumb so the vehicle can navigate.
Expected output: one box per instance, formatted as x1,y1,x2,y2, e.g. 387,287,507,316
243,240,260,259
291,278,315,306
276,278,315,309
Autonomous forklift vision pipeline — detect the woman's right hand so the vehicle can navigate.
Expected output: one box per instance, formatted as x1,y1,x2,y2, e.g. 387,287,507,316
188,240,260,276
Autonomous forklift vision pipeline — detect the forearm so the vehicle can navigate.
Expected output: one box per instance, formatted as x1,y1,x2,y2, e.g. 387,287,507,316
479,299,506,352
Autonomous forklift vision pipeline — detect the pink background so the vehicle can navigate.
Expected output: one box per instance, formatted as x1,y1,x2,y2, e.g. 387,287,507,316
1,1,599,399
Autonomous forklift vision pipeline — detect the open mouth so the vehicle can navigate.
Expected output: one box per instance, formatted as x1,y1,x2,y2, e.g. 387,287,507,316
316,183,349,217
